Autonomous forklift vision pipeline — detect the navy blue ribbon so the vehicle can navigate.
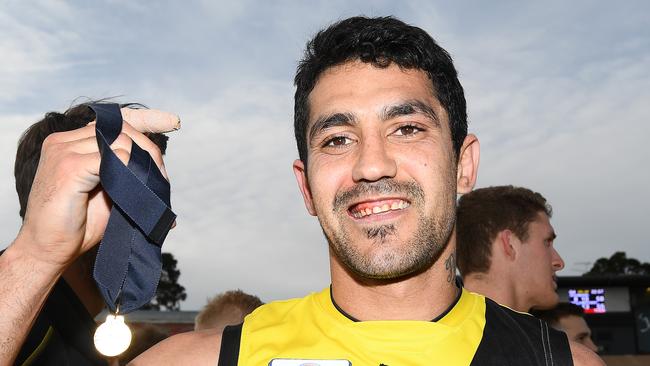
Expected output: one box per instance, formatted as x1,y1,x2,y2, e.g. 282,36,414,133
90,103,176,313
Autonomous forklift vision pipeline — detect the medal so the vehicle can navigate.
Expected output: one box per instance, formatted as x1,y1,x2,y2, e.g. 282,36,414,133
94,313,132,357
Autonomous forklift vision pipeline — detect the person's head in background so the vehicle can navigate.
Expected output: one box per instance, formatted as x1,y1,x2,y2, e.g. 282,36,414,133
456,185,565,312
194,289,264,332
14,101,169,316
532,302,599,353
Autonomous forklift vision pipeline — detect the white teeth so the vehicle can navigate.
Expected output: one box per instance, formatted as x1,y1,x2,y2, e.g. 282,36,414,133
352,200,410,218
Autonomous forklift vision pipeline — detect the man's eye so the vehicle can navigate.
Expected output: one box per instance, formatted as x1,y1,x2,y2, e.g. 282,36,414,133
324,136,352,147
394,125,422,136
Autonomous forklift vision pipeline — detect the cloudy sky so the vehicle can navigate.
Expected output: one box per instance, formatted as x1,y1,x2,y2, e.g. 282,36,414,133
1,0,648,310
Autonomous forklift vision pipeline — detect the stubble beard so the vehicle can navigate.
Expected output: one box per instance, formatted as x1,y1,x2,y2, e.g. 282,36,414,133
321,179,456,280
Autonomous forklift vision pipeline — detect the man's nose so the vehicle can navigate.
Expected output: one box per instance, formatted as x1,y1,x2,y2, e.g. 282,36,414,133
585,337,599,353
351,135,397,182
552,248,565,271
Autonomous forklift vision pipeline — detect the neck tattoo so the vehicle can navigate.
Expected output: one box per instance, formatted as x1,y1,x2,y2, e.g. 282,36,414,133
445,252,456,283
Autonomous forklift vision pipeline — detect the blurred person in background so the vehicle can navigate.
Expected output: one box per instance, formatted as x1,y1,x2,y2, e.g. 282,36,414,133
457,185,565,312
532,303,599,353
194,290,263,332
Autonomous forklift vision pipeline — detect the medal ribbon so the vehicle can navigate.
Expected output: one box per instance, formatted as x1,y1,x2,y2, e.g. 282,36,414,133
90,103,176,313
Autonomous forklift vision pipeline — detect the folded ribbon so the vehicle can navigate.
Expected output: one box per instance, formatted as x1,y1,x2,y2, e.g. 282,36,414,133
90,103,176,313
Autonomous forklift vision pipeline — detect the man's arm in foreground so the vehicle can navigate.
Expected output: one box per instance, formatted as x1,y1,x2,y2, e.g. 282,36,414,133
130,329,222,365
0,239,66,365
570,340,605,366
0,110,173,365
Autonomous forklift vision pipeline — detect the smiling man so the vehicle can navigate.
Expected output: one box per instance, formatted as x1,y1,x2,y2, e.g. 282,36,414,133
133,17,600,365
0,16,602,366
457,185,566,313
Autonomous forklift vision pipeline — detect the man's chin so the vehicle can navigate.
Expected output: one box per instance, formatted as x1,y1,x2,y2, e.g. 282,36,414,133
339,244,437,281
346,261,426,282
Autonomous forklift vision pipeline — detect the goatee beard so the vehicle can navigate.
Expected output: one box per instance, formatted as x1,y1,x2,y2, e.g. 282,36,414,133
323,178,455,280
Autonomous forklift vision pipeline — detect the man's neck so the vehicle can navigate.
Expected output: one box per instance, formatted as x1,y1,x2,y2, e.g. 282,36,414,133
463,272,529,312
330,245,459,321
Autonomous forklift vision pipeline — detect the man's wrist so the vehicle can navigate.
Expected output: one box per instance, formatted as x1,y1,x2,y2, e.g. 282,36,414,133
4,233,68,279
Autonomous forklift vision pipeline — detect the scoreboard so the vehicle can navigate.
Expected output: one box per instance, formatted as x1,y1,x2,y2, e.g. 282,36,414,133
558,286,630,314
555,276,650,355
567,288,606,313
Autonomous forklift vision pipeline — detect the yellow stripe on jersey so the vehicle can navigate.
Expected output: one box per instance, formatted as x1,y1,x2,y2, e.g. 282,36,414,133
238,287,487,365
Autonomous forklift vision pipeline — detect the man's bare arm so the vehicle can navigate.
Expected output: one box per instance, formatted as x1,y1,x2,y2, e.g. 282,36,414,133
0,240,65,365
129,329,222,365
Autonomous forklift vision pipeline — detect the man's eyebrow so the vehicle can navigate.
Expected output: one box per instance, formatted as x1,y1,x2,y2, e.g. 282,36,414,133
380,100,440,127
308,112,356,144
547,231,557,241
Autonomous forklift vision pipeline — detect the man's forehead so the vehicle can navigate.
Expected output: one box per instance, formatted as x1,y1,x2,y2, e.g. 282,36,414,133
533,212,553,229
560,314,589,329
526,212,556,241
305,61,444,129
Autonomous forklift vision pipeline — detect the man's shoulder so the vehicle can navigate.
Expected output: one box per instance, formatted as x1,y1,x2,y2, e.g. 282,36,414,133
129,328,222,365
482,296,544,328
470,296,574,365
569,341,605,366
245,289,326,326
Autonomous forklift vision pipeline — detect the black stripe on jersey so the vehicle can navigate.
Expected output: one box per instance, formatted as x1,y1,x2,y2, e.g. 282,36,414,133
218,323,243,366
470,298,573,366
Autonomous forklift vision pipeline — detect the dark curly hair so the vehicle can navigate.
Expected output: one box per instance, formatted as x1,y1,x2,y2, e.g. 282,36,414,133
294,16,467,165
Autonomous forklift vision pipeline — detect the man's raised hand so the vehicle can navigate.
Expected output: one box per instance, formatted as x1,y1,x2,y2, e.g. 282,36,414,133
14,108,179,271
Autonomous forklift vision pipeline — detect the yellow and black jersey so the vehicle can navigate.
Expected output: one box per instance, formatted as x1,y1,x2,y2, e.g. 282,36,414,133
217,287,572,366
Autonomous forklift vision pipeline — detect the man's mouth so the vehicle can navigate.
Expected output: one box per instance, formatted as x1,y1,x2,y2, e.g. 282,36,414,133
348,199,411,219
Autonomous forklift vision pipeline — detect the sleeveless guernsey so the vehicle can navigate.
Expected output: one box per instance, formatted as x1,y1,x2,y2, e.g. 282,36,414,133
218,287,572,365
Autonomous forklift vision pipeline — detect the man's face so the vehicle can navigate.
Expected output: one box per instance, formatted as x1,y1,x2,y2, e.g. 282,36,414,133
294,61,462,279
516,212,565,309
557,315,599,352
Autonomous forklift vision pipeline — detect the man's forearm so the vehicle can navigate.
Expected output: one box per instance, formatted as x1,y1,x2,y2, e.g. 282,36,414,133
0,239,64,365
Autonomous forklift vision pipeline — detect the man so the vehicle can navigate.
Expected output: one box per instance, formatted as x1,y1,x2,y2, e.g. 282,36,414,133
533,303,599,353
456,185,566,313
194,290,263,332
0,103,169,366
0,16,602,365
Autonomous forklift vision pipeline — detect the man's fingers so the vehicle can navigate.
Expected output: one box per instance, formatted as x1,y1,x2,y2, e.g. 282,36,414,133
79,149,131,178
42,110,170,181
43,125,96,146
120,108,181,133
120,122,168,179
61,134,135,155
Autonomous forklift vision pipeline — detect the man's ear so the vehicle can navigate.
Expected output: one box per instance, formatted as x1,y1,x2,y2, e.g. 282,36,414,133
456,134,480,194
293,159,317,216
497,230,518,261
